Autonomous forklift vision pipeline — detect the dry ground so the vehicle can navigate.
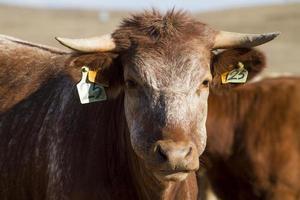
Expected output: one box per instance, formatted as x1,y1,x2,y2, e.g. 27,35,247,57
0,3,299,74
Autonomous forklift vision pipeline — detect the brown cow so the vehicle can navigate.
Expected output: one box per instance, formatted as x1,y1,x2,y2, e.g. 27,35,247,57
201,71,300,200
0,10,278,199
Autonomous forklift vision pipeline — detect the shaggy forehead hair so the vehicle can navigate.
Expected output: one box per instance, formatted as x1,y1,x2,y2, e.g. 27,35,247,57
112,9,216,50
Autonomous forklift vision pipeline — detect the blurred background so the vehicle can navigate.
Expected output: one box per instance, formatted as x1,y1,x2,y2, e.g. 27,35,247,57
0,0,299,74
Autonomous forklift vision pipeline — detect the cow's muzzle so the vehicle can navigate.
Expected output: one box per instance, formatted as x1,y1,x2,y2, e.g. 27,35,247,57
151,140,199,181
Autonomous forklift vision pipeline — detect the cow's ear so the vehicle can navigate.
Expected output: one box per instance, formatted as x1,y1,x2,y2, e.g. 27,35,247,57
210,48,266,91
68,52,123,99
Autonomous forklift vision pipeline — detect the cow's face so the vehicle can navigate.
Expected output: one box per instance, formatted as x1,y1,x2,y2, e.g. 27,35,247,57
57,9,278,182
122,42,211,181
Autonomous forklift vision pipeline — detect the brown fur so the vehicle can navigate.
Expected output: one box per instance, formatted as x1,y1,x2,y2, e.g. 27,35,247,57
0,37,69,112
112,9,216,51
202,76,300,200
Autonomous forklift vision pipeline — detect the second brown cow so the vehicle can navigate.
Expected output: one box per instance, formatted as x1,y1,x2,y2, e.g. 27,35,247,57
202,73,300,200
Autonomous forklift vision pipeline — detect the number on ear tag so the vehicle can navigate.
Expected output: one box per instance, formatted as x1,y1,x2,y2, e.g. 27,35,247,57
76,66,107,104
221,62,248,84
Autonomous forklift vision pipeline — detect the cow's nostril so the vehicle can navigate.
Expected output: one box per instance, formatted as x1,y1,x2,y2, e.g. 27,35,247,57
185,146,193,158
157,145,168,161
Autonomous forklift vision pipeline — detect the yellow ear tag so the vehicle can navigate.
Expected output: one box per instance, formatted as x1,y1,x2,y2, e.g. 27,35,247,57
88,69,109,87
221,62,248,84
221,72,229,84
76,66,107,104
88,70,98,83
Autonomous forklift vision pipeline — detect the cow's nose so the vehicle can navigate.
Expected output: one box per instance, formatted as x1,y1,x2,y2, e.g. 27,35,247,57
154,140,193,164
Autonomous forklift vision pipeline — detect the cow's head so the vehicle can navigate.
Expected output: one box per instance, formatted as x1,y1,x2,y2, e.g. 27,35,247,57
57,10,278,182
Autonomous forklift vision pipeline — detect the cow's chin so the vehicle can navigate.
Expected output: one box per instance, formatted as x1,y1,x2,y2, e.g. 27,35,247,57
153,170,191,182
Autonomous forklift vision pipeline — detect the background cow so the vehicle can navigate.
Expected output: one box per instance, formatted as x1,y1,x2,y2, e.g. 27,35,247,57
198,58,300,200
0,10,278,200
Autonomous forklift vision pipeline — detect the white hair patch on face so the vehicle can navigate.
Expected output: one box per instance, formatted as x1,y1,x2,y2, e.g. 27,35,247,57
123,44,211,161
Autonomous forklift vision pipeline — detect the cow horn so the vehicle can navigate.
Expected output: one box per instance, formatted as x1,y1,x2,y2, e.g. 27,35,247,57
213,31,280,49
55,34,116,52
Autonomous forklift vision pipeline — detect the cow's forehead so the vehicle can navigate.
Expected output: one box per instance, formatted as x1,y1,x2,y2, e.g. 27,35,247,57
124,42,211,90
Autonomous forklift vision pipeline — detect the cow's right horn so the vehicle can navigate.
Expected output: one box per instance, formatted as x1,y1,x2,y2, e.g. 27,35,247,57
213,31,280,49
55,34,116,52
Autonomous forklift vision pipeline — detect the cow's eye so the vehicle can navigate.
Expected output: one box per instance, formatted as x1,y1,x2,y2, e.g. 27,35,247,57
196,79,210,95
125,79,138,89
202,80,210,87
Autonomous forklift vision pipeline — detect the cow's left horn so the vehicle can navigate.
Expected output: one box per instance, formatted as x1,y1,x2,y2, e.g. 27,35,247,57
213,31,280,49
55,34,116,52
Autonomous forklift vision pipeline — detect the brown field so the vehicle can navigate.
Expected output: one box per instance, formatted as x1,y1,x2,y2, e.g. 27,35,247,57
0,3,299,74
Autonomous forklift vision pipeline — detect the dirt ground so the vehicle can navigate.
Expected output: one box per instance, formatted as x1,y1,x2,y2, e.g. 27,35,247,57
0,3,299,74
